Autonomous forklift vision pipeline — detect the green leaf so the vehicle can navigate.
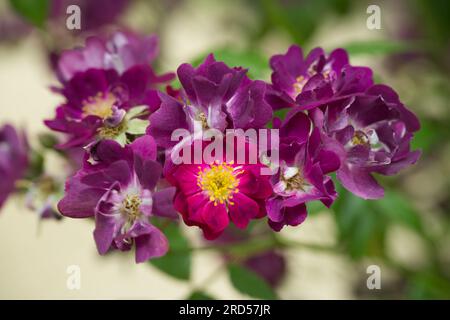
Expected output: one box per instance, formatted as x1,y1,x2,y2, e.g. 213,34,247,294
410,119,444,152
374,191,423,233
25,149,44,179
333,186,386,259
342,40,415,56
38,133,59,149
126,119,149,135
407,272,450,299
306,200,328,215
273,108,289,121
193,49,270,80
227,264,276,299
333,183,425,259
126,105,149,119
9,0,49,28
113,132,128,147
187,291,215,300
150,222,191,281
259,0,342,45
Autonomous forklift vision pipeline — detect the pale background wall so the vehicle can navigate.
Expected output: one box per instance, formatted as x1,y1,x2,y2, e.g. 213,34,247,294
0,0,425,299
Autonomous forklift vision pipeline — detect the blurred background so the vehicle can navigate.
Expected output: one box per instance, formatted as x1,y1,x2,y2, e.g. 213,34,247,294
0,0,449,299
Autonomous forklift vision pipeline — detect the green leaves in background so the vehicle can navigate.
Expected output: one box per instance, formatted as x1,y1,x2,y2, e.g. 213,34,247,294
411,119,447,153
306,199,329,216
256,0,350,46
192,49,270,80
333,183,424,259
38,133,59,150
333,189,385,259
9,0,49,29
215,49,270,80
151,223,278,299
407,271,450,299
273,108,289,121
342,40,415,57
374,191,423,233
227,264,276,300
24,149,44,181
416,0,450,54
150,222,191,281
187,291,215,300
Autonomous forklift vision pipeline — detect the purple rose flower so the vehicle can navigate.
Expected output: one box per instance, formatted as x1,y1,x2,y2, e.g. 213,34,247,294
267,45,373,110
46,32,175,149
45,66,168,149
148,54,273,148
58,135,177,262
310,84,421,199
56,31,165,82
266,112,340,231
0,124,28,210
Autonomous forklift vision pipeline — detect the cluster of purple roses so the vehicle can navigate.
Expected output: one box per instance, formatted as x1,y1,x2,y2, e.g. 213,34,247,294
0,31,420,263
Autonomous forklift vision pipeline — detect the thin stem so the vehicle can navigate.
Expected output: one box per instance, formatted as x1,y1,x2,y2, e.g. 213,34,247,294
172,235,338,257
274,237,340,253
188,262,226,296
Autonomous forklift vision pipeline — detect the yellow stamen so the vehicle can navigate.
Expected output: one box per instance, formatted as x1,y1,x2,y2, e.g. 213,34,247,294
351,130,369,146
322,68,331,79
281,167,308,192
121,194,142,222
197,162,242,206
97,120,128,138
286,173,306,191
293,75,307,95
82,92,116,119
196,112,209,130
